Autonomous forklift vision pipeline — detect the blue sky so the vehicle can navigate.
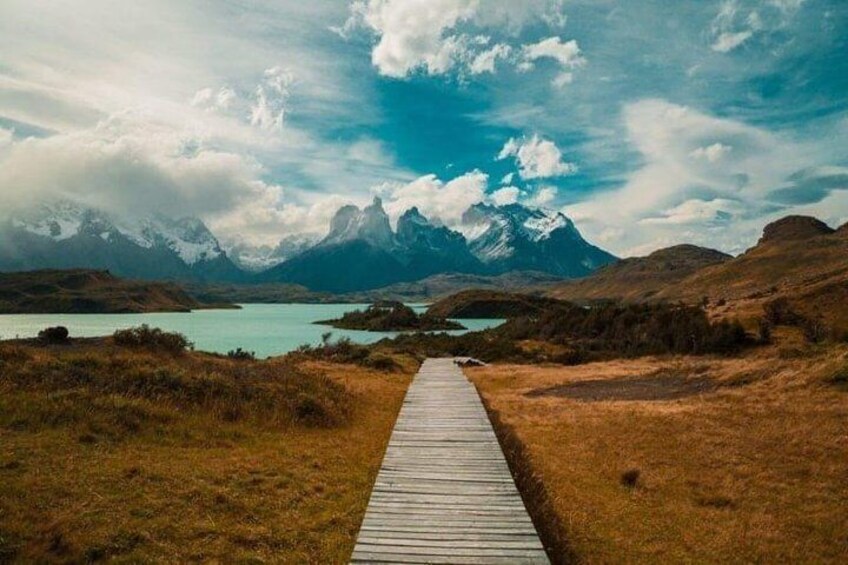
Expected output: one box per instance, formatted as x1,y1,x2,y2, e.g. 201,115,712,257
0,0,846,255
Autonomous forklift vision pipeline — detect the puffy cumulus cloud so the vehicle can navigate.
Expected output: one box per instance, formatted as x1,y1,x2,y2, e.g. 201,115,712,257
337,0,578,79
497,134,577,180
529,185,557,206
709,0,807,52
376,170,488,227
342,0,480,77
469,43,512,74
0,113,287,239
519,37,586,87
490,185,520,205
566,98,846,256
690,142,733,162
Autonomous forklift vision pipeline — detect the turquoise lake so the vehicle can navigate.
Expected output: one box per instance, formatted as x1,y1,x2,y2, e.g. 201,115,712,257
0,304,503,358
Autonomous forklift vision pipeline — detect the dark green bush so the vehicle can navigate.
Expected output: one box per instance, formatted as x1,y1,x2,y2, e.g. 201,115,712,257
113,325,192,354
38,326,69,343
363,352,400,372
497,302,750,357
227,347,256,361
763,298,804,326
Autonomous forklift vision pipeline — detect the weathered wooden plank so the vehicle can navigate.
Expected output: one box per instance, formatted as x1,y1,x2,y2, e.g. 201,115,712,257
350,358,548,564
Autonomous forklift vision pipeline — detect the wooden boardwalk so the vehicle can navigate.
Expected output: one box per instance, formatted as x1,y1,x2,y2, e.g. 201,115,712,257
351,358,549,564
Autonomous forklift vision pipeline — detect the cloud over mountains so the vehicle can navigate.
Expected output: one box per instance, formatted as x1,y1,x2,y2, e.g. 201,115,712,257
1,0,845,257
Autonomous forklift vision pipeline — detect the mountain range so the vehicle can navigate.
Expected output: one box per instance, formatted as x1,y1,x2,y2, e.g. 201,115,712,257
0,198,616,292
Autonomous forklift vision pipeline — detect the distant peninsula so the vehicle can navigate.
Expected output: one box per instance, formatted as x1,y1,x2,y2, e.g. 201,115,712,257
0,269,236,314
317,301,465,332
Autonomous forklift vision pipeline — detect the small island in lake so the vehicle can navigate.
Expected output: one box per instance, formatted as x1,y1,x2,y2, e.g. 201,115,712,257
317,301,465,332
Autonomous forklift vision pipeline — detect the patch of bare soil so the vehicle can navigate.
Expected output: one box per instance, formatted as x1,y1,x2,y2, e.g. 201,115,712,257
527,370,717,401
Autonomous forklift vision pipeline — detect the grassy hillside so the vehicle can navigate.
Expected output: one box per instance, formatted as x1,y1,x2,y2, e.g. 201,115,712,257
0,334,415,562
549,244,731,304
469,331,848,563
548,216,848,335
653,220,848,330
0,270,230,314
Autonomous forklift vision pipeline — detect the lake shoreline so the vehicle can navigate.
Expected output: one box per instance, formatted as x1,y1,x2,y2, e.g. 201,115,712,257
0,303,503,358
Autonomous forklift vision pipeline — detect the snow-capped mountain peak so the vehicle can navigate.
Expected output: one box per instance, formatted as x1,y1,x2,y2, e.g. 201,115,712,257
321,196,396,250
10,200,224,266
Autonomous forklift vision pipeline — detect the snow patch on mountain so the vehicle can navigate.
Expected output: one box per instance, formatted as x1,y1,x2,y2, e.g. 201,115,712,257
11,200,224,266
228,234,319,272
321,197,397,250
523,212,569,241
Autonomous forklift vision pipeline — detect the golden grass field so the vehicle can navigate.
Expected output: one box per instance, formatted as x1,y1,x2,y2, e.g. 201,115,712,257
0,341,414,563
469,331,848,564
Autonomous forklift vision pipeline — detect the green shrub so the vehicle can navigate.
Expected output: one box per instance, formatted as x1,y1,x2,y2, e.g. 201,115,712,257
113,325,192,354
497,302,751,357
363,352,400,372
38,326,69,343
227,347,256,361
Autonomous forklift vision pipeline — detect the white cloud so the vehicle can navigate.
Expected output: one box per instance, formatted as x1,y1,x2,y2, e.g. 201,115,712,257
500,172,514,185
490,185,520,205
339,1,578,78
566,98,839,256
497,134,577,180
709,0,807,53
0,2,422,244
377,170,488,227
519,36,586,86
640,198,745,225
530,186,557,206
712,30,753,52
470,43,512,74
249,68,295,131
690,142,733,162
0,114,281,223
345,0,479,78
0,127,12,147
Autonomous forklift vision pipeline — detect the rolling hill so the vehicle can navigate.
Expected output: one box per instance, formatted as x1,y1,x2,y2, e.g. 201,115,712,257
549,244,732,303
549,215,848,332
0,269,217,314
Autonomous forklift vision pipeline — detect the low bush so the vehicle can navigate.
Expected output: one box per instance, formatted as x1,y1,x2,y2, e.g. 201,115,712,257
362,352,400,372
296,335,371,365
763,298,833,344
38,326,69,343
0,345,353,432
113,325,192,354
764,298,804,327
620,468,640,488
226,347,256,361
386,331,528,363
498,302,751,357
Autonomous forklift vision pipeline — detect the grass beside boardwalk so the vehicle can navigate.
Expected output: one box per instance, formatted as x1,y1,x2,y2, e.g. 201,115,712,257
468,332,848,564
0,339,414,563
